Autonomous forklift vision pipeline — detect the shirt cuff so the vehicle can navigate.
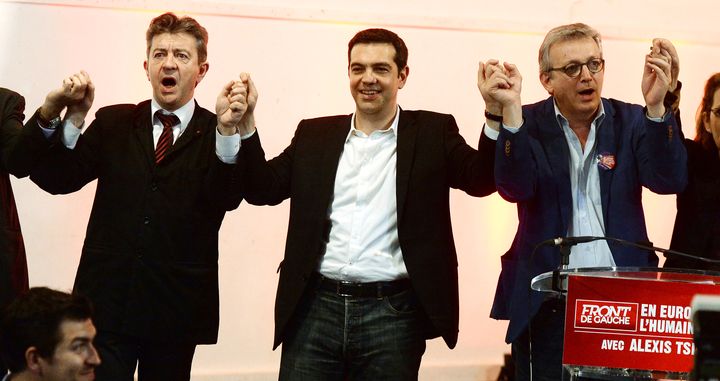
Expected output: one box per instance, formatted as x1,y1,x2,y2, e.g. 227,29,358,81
483,124,499,140
61,120,83,149
646,108,671,123
240,129,256,140
216,129,240,164
502,124,521,134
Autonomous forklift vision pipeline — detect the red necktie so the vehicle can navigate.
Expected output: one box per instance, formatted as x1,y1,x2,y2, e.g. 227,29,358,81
155,111,179,164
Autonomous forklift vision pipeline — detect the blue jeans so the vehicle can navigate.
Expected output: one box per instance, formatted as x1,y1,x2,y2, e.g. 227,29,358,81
279,286,428,380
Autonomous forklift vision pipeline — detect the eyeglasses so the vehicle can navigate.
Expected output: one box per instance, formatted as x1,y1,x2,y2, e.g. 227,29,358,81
548,58,605,78
711,108,720,117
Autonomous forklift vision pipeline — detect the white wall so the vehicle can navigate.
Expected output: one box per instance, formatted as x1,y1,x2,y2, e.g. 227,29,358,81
1,0,718,378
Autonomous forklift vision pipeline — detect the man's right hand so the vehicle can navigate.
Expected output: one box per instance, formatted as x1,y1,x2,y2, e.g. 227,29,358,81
41,71,94,129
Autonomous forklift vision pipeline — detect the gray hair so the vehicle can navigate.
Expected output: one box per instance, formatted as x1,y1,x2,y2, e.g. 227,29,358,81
538,23,602,74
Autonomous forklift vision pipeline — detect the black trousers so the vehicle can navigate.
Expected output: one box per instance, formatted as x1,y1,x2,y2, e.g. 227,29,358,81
94,330,196,381
511,297,567,381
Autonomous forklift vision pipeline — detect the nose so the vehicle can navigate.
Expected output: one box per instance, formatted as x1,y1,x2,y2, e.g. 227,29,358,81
578,64,593,81
162,55,177,70
87,344,102,366
361,69,376,84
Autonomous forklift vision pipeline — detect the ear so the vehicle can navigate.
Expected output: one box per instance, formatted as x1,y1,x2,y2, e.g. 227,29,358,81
143,61,150,81
540,71,554,95
196,62,209,86
397,66,409,89
25,346,43,373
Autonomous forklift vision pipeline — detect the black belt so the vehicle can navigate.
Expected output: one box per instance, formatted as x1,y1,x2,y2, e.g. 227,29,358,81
313,273,412,298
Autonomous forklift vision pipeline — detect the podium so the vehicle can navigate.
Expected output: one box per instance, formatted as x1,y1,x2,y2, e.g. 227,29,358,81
531,267,720,380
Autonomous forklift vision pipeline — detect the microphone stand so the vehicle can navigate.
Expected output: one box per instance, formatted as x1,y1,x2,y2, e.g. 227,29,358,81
551,244,572,293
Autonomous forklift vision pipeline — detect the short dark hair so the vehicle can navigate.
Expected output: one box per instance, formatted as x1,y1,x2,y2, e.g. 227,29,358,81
146,12,209,63
695,73,720,149
0,287,93,373
348,28,408,71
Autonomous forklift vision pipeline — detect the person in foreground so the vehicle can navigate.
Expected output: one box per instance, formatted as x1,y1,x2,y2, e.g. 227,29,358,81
239,28,498,379
0,287,100,381
479,23,687,380
21,12,248,380
666,73,720,272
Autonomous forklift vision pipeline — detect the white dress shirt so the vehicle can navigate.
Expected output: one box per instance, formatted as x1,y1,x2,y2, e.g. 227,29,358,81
318,107,407,282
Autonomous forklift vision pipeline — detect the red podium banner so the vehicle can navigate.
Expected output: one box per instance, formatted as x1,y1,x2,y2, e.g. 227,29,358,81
563,272,720,372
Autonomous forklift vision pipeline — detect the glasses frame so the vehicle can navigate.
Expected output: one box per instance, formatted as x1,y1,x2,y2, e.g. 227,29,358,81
548,58,605,78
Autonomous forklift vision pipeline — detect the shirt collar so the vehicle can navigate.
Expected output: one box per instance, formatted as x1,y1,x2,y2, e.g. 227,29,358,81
347,105,401,142
553,99,606,128
150,98,195,132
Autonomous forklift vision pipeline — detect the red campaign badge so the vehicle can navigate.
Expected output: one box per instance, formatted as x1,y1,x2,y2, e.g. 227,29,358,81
597,152,616,170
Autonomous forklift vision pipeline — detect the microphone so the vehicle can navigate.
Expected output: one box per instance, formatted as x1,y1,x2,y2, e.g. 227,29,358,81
540,236,601,247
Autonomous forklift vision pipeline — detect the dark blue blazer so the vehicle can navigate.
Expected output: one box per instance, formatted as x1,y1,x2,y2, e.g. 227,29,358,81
492,96,687,343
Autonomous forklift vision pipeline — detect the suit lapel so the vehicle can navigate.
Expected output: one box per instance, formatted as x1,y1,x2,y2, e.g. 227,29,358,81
166,101,207,160
396,109,417,224
596,99,617,226
132,101,155,168
317,116,352,210
537,99,573,230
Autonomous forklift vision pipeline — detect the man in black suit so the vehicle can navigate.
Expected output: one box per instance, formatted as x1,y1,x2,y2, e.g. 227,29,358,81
238,28,497,379
23,12,249,381
0,88,32,376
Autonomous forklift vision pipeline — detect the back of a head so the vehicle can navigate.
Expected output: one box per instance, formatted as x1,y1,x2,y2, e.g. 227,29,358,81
538,23,602,74
0,287,93,373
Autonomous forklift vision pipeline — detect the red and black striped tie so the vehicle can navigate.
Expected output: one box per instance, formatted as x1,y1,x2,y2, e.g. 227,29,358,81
155,111,179,164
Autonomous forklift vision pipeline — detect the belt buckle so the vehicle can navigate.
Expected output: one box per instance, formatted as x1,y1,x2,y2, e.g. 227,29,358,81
336,280,354,297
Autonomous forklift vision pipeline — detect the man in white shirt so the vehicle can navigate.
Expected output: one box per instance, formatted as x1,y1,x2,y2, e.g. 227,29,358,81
238,28,498,379
478,23,686,380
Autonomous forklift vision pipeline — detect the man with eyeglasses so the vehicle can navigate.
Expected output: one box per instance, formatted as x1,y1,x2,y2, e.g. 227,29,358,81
477,23,686,380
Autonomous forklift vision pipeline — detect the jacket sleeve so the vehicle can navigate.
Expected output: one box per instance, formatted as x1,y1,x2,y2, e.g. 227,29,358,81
445,115,496,197
29,114,101,195
637,110,687,194
494,124,538,202
241,125,297,206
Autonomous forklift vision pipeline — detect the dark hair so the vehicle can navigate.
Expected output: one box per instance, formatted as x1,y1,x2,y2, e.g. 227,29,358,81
348,28,408,71
146,12,209,63
0,287,93,373
695,73,720,149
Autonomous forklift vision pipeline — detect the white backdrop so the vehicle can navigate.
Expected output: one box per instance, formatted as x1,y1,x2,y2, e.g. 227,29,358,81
1,0,719,378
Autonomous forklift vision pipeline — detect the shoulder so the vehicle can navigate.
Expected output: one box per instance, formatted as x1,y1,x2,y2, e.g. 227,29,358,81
0,87,25,114
95,101,149,120
0,87,23,103
297,114,352,132
400,109,454,123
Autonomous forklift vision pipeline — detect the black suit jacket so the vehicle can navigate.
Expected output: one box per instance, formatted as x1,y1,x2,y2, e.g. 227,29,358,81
27,100,243,343
242,109,495,349
0,88,30,311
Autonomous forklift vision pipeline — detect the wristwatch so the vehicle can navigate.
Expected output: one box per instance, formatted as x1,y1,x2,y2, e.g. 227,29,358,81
37,109,61,129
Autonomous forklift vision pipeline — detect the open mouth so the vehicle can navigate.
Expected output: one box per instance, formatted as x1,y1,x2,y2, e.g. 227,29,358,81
578,88,595,96
161,77,177,87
